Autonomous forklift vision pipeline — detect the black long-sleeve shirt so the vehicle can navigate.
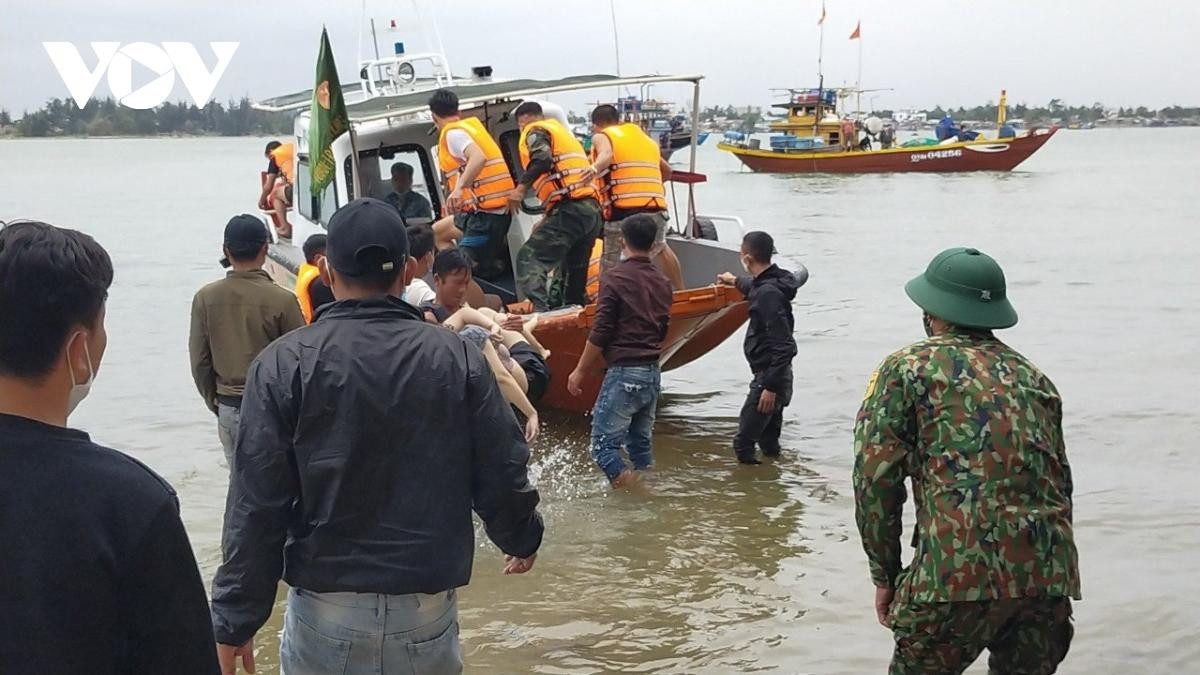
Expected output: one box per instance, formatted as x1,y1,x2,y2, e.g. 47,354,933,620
210,297,543,646
0,413,218,674
735,264,800,392
589,256,673,365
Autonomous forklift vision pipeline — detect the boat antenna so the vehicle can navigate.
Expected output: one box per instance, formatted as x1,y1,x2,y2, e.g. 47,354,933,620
424,0,453,85
609,0,626,99
370,18,381,60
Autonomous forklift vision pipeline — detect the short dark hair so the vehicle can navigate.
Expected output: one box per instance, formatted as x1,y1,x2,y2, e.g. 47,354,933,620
406,224,435,260
428,89,459,117
591,104,620,126
390,162,414,178
514,101,543,119
0,221,113,379
621,214,658,253
226,241,266,262
433,248,471,279
302,233,327,264
265,140,281,155
742,231,775,264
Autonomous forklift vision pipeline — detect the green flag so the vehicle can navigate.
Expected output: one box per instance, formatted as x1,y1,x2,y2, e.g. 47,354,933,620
309,28,349,197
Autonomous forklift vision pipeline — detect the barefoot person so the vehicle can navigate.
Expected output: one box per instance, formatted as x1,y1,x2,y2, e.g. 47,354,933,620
258,140,294,239
211,198,543,674
568,214,672,487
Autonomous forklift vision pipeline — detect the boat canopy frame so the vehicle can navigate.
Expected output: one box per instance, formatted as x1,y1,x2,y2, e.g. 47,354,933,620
255,72,707,235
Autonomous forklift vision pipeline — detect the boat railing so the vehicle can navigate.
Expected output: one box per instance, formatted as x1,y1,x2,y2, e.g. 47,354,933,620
357,52,453,99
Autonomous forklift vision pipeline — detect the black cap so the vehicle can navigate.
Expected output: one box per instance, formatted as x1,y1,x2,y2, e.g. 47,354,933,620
326,198,409,277
220,215,269,267
224,214,269,247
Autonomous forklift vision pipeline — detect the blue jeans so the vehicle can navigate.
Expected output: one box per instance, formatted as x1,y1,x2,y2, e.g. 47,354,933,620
590,364,661,480
280,587,462,675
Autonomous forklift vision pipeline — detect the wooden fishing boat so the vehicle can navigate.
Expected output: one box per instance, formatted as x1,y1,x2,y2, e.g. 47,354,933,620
719,86,1056,174
253,55,774,413
718,127,1057,173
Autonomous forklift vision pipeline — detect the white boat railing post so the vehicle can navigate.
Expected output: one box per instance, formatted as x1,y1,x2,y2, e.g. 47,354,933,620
687,79,700,237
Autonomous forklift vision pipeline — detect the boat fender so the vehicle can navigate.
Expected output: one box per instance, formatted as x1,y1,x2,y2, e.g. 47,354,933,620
694,217,719,241
793,263,809,289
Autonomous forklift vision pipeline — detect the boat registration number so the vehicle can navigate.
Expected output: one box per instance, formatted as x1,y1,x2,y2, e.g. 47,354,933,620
910,149,962,163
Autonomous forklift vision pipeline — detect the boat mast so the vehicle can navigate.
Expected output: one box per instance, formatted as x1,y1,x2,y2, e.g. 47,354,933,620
815,0,826,139
855,27,862,116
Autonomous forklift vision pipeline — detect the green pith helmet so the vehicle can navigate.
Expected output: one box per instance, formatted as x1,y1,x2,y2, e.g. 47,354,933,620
904,247,1018,329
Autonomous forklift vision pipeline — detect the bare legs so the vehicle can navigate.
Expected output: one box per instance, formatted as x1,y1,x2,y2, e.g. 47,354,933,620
654,244,685,291
270,180,292,239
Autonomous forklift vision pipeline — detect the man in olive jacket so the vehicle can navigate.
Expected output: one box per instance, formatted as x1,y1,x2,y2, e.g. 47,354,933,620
188,215,304,469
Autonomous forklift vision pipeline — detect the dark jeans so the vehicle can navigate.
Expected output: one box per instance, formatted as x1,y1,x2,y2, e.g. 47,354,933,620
590,364,661,481
732,369,793,461
516,198,602,311
455,211,512,281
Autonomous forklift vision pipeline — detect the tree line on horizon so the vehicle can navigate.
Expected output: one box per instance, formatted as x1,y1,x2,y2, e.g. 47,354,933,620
2,96,1197,138
0,97,292,138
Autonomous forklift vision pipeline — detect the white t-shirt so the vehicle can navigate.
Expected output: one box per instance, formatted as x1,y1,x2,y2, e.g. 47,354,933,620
404,277,437,307
445,128,474,163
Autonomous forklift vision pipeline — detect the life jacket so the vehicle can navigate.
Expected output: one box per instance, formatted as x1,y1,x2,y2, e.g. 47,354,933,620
518,118,597,210
270,143,295,184
437,117,516,212
295,262,321,324
591,123,666,219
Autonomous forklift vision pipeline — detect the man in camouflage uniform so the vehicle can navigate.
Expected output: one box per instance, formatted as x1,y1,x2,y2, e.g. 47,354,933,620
853,247,1080,674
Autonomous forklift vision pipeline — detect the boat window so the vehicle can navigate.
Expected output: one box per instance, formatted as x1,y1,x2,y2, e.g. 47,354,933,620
344,144,439,225
498,129,543,214
295,155,338,226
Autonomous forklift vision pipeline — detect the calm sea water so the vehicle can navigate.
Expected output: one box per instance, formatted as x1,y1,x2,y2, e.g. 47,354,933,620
1,128,1197,673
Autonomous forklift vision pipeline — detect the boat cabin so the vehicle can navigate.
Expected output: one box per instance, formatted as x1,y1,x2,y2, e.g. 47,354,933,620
767,88,843,147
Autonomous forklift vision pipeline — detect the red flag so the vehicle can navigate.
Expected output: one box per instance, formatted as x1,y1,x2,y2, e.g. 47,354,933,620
850,20,861,40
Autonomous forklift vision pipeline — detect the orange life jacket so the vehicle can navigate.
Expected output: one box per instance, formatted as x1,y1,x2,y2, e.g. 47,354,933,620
437,117,516,212
518,118,597,210
270,143,295,184
295,262,321,323
592,123,667,219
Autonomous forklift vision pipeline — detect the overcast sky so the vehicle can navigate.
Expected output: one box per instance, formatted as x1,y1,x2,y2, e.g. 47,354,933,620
2,1,1198,115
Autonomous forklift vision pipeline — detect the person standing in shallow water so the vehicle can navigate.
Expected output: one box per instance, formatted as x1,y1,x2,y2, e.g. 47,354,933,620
854,247,1080,674
568,214,672,488
717,231,802,465
189,215,304,471
0,221,218,673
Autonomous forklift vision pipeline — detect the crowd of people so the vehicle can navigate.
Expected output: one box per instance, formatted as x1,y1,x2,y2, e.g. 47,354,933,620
0,91,1078,675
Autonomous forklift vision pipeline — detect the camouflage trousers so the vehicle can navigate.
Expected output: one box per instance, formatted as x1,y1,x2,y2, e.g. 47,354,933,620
888,597,1073,675
516,198,602,311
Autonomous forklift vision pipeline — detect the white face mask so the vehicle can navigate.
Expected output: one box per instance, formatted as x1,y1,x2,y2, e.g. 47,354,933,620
67,332,96,416
741,255,752,273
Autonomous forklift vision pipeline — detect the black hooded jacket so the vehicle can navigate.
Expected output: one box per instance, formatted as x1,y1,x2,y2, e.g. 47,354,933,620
210,296,543,646
735,264,800,391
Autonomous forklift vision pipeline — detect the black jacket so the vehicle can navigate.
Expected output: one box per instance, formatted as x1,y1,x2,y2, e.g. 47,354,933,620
210,296,543,646
736,265,800,392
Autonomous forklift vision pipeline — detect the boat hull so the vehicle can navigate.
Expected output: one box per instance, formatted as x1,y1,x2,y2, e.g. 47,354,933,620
532,284,747,413
718,128,1057,173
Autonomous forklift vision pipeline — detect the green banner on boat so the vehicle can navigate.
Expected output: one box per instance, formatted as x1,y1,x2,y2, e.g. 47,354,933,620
309,28,349,198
